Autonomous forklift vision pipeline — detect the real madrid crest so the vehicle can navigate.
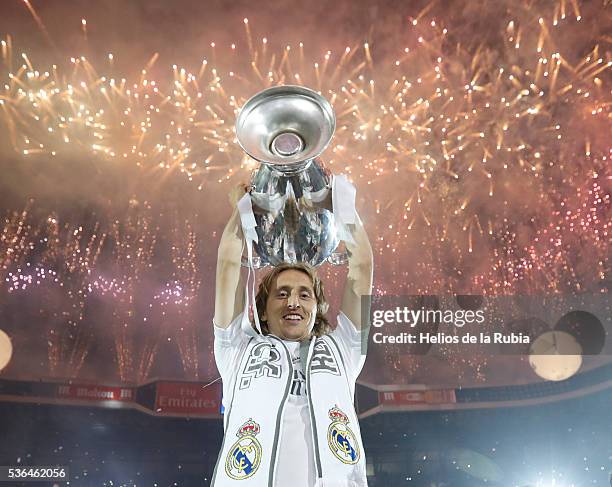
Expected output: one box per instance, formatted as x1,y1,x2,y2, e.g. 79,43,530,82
327,405,360,464
225,419,263,479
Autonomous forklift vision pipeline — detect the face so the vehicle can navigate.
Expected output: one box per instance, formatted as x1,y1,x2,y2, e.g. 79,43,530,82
262,269,317,341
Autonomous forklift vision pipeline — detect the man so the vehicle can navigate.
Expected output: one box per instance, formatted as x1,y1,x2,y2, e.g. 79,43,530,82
212,183,373,487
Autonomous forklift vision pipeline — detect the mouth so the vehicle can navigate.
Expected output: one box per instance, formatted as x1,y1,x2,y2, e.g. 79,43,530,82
282,313,304,324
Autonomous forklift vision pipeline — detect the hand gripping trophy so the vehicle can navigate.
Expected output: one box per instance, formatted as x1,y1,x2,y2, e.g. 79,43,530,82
211,85,374,487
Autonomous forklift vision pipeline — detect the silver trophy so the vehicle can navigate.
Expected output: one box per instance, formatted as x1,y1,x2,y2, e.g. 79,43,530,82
235,85,348,268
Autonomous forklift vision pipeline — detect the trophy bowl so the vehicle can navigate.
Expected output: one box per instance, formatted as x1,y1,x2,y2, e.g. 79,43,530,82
236,85,345,267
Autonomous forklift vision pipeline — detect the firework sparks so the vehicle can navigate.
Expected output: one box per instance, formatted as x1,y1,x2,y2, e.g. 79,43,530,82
0,0,609,386
103,201,158,382
157,216,203,379
0,201,36,281
39,215,106,377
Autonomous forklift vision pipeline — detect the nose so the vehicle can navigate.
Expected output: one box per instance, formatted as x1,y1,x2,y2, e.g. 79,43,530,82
287,292,301,309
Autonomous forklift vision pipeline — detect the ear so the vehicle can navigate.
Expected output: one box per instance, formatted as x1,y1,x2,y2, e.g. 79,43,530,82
261,310,267,321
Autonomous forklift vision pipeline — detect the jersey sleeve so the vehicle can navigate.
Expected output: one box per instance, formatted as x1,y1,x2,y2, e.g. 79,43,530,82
213,312,249,380
213,313,252,417
330,311,369,383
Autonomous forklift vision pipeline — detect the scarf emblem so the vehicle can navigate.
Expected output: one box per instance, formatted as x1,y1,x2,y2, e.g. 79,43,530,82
327,406,360,464
225,419,262,479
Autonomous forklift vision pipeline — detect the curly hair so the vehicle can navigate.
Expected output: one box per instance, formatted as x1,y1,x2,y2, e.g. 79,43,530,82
254,262,331,337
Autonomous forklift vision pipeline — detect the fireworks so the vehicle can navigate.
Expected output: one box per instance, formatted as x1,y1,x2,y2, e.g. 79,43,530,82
0,23,370,188
39,216,106,377
0,202,36,281
104,201,158,383
1,5,608,290
0,0,610,385
2,213,106,378
5,264,58,292
161,216,203,379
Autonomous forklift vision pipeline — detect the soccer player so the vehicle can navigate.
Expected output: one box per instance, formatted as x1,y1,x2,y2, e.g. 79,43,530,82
212,183,373,487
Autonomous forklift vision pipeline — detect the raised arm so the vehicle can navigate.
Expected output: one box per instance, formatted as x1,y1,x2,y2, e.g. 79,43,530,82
213,184,248,329
340,214,374,330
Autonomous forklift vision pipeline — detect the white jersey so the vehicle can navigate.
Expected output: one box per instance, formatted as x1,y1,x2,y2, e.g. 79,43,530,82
214,312,366,487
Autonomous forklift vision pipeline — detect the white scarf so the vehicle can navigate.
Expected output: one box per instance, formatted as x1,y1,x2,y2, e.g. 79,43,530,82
211,332,368,487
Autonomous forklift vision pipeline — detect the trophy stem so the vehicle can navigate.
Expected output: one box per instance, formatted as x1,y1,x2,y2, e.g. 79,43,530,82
260,159,313,176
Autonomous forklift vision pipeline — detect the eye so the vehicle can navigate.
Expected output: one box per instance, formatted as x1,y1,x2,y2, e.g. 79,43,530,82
300,292,312,299
277,291,288,298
